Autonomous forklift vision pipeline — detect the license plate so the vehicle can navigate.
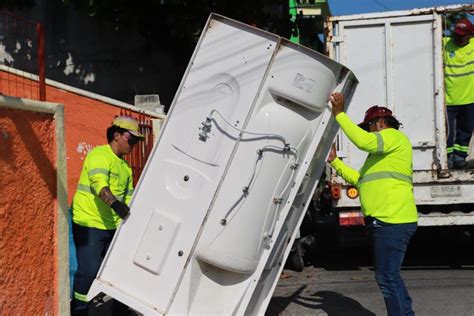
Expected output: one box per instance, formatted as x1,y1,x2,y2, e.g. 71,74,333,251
430,185,462,198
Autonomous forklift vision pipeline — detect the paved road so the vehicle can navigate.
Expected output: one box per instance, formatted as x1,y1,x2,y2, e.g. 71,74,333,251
268,266,474,315
89,226,474,315
267,226,474,316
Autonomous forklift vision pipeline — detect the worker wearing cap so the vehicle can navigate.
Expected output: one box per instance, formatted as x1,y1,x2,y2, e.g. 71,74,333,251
70,115,144,316
444,18,474,168
328,92,418,316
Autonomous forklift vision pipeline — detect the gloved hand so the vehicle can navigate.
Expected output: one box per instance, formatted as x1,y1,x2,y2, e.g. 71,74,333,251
111,200,130,219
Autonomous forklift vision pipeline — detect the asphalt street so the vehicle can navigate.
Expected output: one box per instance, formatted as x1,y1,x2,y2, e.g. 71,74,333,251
267,226,474,316
89,226,474,315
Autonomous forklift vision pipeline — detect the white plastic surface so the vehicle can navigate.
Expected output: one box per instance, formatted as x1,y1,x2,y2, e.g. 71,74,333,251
88,13,357,315
133,210,181,275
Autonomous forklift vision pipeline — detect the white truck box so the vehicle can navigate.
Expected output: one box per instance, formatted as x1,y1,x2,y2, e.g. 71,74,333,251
87,14,357,315
326,5,474,226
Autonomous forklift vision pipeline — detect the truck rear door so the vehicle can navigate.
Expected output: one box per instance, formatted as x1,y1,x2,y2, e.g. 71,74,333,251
328,11,446,171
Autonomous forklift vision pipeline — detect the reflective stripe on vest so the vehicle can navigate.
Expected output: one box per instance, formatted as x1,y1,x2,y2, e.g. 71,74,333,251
445,70,474,77
89,168,109,177
446,60,474,68
76,184,124,202
358,171,412,185
445,60,474,77
375,132,384,154
77,183,96,195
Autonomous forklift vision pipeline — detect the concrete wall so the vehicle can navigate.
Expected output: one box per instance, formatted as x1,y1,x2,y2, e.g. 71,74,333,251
0,97,69,315
0,68,165,204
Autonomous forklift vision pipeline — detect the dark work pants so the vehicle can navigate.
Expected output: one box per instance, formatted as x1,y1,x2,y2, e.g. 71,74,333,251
365,217,417,316
447,104,474,159
71,223,115,313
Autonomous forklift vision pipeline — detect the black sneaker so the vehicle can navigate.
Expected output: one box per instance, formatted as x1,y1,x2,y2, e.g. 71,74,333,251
464,159,474,169
452,160,467,169
71,299,89,316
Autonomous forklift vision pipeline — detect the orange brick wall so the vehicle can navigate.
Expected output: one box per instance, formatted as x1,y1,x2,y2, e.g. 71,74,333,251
0,70,155,204
0,108,57,315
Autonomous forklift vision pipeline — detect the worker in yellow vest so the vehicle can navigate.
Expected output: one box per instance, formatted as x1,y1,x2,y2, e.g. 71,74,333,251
70,116,144,316
444,18,474,168
328,92,418,316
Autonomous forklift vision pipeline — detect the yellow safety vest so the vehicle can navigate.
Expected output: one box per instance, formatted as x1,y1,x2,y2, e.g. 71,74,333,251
444,37,474,106
331,113,418,224
72,144,134,229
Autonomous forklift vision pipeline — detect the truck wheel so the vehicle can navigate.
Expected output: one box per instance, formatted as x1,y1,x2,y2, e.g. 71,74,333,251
289,242,305,272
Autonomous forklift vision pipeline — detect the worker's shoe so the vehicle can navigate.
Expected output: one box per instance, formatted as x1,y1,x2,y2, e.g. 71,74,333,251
449,153,468,169
70,299,89,316
71,308,89,316
71,307,88,316
452,159,467,169
465,159,474,169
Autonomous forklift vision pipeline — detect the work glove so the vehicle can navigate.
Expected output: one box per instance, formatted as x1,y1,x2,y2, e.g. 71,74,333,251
111,200,130,219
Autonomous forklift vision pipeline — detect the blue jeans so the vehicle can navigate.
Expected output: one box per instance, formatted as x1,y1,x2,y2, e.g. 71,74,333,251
365,217,417,316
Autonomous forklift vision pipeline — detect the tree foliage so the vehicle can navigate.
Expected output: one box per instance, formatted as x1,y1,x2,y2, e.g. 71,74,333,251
62,0,294,62
0,0,36,10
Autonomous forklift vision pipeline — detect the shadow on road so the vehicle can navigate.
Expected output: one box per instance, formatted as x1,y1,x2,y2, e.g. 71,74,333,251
267,287,375,316
266,285,307,315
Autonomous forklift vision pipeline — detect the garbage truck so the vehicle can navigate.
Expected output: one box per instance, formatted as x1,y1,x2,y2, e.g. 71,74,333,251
311,4,474,248
86,13,358,315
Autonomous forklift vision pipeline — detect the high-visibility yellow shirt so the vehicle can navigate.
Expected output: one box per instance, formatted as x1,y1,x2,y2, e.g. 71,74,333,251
330,113,418,224
444,37,474,106
72,144,134,229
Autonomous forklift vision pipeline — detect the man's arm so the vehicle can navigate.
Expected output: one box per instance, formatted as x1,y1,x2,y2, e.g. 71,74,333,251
330,92,381,154
86,153,130,219
328,156,360,187
98,187,118,206
327,144,360,186
336,113,381,153
98,187,130,219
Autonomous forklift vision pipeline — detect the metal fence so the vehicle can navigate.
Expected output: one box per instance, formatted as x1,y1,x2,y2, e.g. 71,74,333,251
119,109,155,186
0,10,45,101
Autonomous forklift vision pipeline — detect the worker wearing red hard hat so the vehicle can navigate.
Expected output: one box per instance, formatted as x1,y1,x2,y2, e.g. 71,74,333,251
327,92,418,316
444,18,474,168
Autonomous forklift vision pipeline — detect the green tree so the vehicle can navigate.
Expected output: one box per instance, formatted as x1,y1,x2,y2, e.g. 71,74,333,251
48,0,296,79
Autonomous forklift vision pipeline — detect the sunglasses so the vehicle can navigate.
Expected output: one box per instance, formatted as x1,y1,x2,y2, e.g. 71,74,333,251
360,118,379,131
367,119,377,126
124,132,140,146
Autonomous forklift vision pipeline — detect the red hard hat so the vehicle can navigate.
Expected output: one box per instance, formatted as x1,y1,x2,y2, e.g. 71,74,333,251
358,105,393,129
454,18,473,36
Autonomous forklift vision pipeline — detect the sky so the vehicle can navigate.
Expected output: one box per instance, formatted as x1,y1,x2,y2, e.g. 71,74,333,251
329,0,473,16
